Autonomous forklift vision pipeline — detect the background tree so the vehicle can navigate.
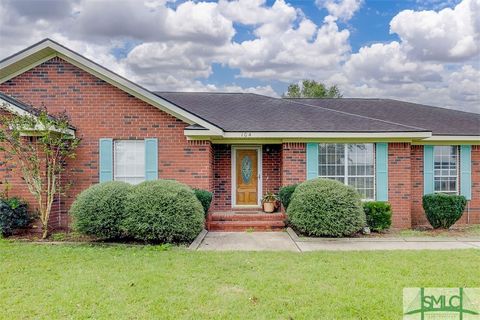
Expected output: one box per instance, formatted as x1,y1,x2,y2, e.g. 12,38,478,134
285,80,343,98
0,104,80,238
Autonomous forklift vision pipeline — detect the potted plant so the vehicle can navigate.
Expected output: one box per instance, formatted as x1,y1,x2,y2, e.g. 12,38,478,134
262,192,278,213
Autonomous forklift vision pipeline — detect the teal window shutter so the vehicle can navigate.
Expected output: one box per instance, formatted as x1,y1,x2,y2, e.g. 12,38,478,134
460,145,472,200
99,139,113,182
145,138,158,180
375,143,388,201
306,143,319,180
423,145,434,195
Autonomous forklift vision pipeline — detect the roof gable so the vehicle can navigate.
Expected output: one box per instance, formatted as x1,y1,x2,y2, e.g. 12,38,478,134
0,39,223,135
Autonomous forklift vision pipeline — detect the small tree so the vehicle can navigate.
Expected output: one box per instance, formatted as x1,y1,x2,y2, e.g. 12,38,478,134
0,104,80,238
285,80,343,98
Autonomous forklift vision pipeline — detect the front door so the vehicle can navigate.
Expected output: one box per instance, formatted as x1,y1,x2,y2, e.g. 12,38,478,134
235,148,259,205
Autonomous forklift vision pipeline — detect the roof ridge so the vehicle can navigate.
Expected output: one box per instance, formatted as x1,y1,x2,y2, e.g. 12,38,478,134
285,97,384,101
286,97,480,115
382,98,480,115
154,91,247,95
287,99,430,132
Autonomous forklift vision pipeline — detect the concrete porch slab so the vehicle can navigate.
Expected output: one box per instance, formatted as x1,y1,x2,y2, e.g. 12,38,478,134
197,232,299,252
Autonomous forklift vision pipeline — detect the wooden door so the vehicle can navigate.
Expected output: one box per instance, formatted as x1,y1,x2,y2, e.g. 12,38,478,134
236,149,258,205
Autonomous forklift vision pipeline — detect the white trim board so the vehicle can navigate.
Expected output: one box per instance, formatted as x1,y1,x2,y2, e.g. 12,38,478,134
184,129,432,139
231,145,263,208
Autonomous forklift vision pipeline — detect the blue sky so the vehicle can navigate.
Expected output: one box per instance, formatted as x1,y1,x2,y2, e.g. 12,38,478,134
191,0,468,99
0,0,478,112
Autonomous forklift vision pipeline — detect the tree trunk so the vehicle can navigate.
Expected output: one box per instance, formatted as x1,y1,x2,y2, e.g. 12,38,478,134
42,226,48,239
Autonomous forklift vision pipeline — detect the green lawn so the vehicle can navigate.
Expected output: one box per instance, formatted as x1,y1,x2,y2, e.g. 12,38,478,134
0,241,479,319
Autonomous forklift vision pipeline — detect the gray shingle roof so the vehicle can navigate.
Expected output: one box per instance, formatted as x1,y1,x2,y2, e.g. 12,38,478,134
155,92,428,133
291,98,480,136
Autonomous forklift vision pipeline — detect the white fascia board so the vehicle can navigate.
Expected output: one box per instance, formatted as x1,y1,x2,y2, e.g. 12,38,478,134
184,129,432,139
0,41,53,73
184,129,222,137
422,135,480,141
220,131,432,139
0,40,223,136
0,97,75,136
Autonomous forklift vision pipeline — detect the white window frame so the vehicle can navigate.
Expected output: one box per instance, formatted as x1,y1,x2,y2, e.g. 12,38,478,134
433,145,459,195
113,140,146,184
318,143,376,200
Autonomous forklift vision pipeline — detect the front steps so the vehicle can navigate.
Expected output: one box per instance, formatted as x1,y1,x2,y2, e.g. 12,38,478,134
207,212,286,231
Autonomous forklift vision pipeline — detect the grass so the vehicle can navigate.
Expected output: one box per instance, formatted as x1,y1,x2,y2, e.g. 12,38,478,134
0,242,479,319
396,224,480,238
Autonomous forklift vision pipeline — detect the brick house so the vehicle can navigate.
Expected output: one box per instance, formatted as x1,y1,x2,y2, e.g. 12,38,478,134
0,39,478,232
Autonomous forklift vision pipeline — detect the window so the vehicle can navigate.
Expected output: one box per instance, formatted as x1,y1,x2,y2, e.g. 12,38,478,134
434,146,458,194
114,140,145,184
318,143,375,200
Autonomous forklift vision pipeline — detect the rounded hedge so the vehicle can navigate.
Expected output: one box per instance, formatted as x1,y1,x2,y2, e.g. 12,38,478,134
70,181,132,239
287,178,366,237
0,198,30,236
423,193,467,229
123,180,204,243
278,184,298,211
193,188,213,217
363,201,392,232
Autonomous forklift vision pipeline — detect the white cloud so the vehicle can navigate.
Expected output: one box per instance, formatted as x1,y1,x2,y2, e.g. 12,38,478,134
0,0,479,112
336,0,480,112
446,65,480,105
315,0,363,21
390,0,480,62
345,41,444,84
69,0,234,45
221,84,278,97
224,1,351,81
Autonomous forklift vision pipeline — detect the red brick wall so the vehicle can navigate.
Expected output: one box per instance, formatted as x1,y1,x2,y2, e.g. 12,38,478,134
263,144,281,194
410,145,428,226
281,143,306,186
388,143,412,229
411,145,480,227
212,144,231,211
0,57,213,231
469,146,480,224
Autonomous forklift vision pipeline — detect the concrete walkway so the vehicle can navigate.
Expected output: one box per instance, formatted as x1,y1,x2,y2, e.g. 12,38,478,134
197,232,299,251
194,228,480,252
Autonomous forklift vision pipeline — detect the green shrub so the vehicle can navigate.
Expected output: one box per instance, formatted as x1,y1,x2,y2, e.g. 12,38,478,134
422,193,467,229
193,189,213,216
287,178,365,237
0,198,29,236
363,201,392,231
69,181,132,239
279,184,297,210
123,180,204,243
